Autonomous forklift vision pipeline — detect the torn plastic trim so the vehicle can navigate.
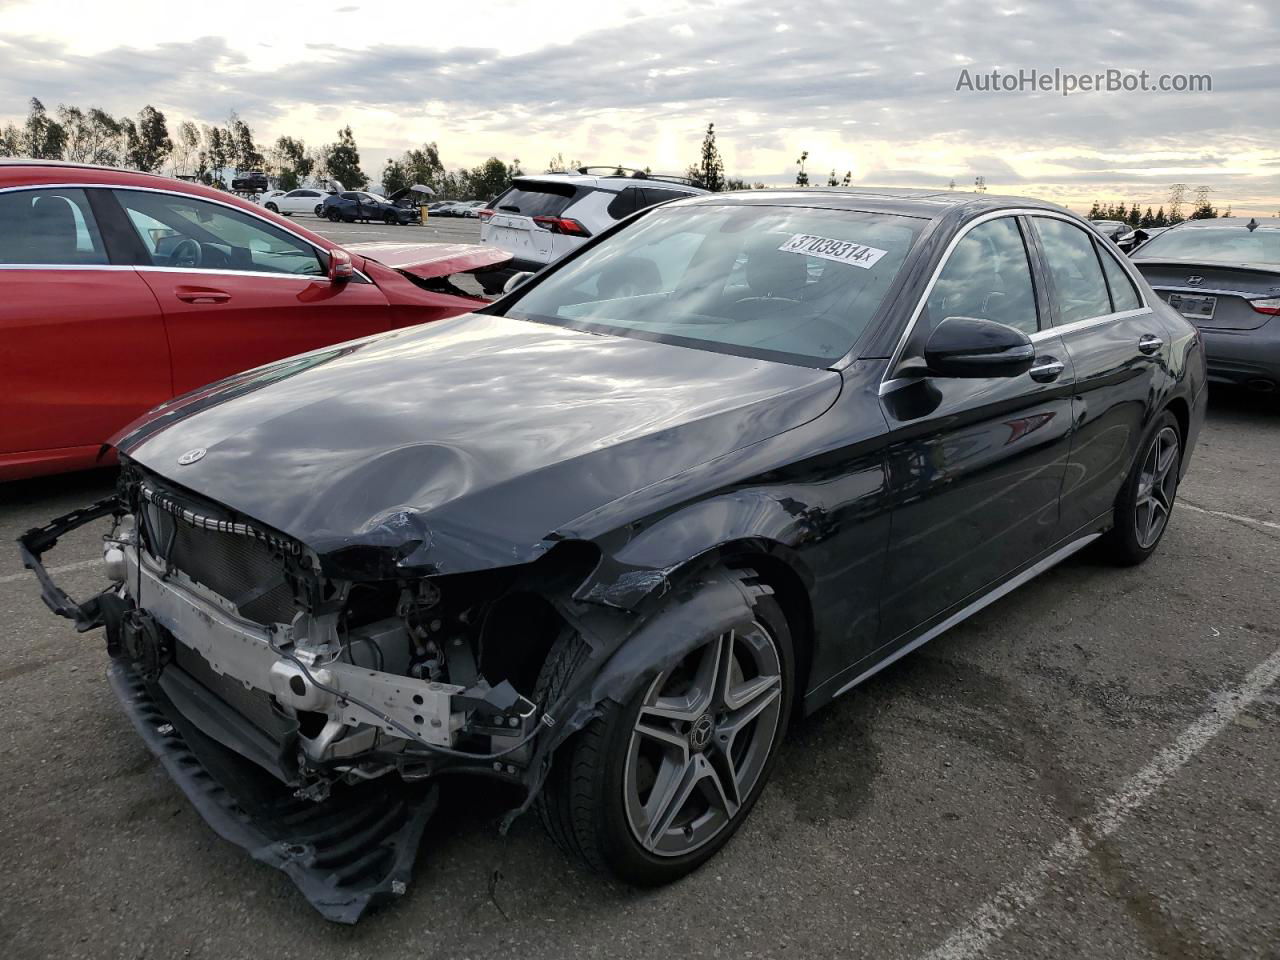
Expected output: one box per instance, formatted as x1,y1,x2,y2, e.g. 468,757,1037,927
504,566,773,830
109,661,438,924
17,495,125,631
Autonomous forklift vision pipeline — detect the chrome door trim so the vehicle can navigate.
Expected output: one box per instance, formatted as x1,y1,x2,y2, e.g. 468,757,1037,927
1150,285,1248,298
1028,307,1151,342
880,208,1151,395
830,532,1102,700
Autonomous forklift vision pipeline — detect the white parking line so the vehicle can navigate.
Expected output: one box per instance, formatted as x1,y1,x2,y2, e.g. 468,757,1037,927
921,642,1280,960
1180,501,1280,534
0,558,99,585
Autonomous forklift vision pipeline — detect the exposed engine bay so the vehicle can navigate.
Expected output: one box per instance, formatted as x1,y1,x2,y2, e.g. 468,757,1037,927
18,460,776,922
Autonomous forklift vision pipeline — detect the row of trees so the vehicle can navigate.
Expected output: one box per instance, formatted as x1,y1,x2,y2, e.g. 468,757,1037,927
1085,200,1227,227
0,98,174,172
381,144,523,200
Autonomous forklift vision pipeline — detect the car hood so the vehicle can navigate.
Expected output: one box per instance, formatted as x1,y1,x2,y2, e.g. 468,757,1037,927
112,314,841,578
346,241,512,279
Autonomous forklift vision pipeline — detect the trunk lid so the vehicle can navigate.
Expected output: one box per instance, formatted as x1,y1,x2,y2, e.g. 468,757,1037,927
1131,259,1280,331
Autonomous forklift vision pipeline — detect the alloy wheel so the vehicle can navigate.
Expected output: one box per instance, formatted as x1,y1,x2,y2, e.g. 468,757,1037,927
623,622,783,857
1134,425,1180,549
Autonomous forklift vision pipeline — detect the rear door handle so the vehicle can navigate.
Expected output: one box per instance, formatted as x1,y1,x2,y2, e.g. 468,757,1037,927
1138,334,1163,355
1029,357,1065,382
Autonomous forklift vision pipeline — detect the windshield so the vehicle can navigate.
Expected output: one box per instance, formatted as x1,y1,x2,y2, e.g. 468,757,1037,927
503,205,924,366
1134,226,1280,264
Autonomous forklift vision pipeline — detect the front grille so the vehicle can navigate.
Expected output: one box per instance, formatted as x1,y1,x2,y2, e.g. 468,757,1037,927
139,484,299,626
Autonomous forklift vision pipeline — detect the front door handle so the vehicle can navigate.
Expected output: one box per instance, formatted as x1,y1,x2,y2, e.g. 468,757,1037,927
1138,333,1163,355
1029,357,1065,382
175,288,231,304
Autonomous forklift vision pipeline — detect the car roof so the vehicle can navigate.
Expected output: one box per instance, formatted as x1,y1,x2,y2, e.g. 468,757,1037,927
515,172,709,195
1164,216,1279,230
671,186,1071,221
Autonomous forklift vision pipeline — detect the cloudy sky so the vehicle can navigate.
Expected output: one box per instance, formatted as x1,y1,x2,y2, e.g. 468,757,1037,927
3,0,1279,214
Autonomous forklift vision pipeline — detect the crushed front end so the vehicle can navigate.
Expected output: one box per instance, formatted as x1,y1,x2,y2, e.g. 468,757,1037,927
18,465,549,923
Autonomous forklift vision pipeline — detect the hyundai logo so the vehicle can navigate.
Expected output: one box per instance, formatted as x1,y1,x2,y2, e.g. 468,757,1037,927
1186,276,1204,286
177,447,207,465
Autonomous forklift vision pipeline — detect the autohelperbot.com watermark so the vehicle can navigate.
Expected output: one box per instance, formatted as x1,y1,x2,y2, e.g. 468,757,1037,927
955,67,1212,96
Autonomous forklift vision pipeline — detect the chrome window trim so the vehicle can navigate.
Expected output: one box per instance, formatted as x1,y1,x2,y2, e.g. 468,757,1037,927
134,265,331,282
0,181,372,283
879,208,1151,396
1149,285,1250,298
0,263,134,272
1028,306,1151,342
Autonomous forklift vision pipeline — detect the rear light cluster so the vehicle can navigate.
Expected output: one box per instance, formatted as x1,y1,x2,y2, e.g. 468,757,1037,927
532,216,592,237
477,209,495,222
1248,297,1280,315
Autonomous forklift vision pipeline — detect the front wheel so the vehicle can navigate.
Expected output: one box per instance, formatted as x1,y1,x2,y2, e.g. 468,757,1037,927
314,204,325,218
1101,410,1182,565
265,202,279,213
535,569,793,885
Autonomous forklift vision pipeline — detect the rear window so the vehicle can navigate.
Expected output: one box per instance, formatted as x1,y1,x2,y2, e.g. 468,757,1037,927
492,180,578,218
1133,227,1280,264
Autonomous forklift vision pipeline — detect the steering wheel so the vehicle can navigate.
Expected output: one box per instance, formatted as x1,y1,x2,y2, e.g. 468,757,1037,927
168,238,202,269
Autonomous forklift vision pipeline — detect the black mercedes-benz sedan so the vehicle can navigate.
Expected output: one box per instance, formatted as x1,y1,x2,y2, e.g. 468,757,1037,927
1130,216,1280,393
21,188,1206,922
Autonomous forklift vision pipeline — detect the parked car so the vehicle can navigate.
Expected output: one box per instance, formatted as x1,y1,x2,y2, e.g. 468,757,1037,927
1090,219,1129,240
22,187,1205,922
1116,225,1169,254
230,170,269,193
431,200,466,216
1131,217,1280,392
461,200,488,217
261,186,333,217
322,190,417,225
478,167,707,293
0,160,512,480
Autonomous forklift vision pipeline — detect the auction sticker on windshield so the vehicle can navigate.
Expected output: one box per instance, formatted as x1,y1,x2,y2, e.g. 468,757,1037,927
778,234,888,269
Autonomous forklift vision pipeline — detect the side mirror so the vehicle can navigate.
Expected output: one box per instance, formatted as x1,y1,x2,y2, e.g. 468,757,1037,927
924,316,1035,379
503,271,534,294
327,247,354,283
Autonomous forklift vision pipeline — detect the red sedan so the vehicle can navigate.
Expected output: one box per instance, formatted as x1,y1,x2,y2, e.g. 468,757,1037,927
0,161,510,481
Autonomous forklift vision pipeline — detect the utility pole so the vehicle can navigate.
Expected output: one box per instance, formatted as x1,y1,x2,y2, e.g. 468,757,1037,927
1168,183,1187,221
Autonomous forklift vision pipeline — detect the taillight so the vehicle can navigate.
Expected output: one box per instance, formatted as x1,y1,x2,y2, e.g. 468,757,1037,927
532,216,591,237
477,209,495,222
1248,297,1280,315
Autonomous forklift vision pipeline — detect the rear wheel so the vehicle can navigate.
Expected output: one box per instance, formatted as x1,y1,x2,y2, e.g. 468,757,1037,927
1101,410,1182,565
535,569,792,885
265,202,279,213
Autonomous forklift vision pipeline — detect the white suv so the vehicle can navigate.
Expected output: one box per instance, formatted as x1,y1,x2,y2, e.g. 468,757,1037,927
477,168,707,293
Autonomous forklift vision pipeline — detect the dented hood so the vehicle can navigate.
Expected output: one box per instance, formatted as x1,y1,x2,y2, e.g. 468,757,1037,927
347,241,511,278
112,314,840,577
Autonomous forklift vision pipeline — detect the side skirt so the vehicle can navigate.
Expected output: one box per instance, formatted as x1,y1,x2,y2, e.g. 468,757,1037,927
822,531,1102,705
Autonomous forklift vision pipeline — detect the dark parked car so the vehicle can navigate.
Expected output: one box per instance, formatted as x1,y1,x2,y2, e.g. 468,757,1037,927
322,190,416,225
230,170,269,193
1130,217,1280,392
22,189,1206,922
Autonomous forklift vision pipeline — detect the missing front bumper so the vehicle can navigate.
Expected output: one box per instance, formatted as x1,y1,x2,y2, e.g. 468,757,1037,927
109,660,439,924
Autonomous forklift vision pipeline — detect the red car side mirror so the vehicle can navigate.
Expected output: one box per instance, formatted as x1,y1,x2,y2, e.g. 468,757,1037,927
328,248,354,283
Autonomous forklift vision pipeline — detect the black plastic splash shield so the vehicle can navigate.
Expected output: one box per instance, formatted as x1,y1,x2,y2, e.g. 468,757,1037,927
108,662,438,924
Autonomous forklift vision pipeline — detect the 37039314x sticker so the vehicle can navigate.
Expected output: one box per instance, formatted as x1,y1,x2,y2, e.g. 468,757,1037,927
777,233,888,269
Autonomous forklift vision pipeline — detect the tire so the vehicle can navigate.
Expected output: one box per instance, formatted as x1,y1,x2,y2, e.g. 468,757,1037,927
327,209,341,222
314,204,325,218
384,213,397,225
1100,410,1182,566
534,568,793,885
265,202,279,213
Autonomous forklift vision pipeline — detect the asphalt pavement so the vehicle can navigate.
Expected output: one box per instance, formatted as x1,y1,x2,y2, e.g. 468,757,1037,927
1,384,1277,960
